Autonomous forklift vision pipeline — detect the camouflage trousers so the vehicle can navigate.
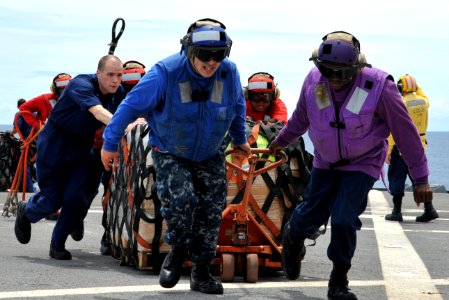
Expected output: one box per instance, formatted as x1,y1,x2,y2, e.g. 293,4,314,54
152,150,227,265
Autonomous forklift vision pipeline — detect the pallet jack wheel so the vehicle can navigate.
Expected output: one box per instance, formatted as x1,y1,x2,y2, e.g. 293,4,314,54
220,253,235,282
245,253,259,283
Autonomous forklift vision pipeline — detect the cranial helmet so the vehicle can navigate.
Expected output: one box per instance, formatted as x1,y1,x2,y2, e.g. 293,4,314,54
309,31,371,81
397,74,418,93
243,72,280,101
122,60,146,86
180,18,232,61
51,73,72,96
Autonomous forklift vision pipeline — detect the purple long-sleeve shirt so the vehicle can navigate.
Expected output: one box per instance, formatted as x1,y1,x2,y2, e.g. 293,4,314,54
275,68,429,183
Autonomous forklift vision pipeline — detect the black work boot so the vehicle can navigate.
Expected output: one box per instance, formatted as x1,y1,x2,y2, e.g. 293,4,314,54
159,245,188,288
190,263,224,294
385,196,403,222
100,232,112,256
14,201,31,244
416,203,439,222
49,241,72,260
70,221,84,241
281,222,306,280
327,266,357,300
385,208,403,222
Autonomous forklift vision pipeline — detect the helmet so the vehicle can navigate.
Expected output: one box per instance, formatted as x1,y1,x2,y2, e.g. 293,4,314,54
180,18,232,62
317,39,358,66
310,31,370,81
244,72,280,103
397,74,418,93
122,60,146,86
189,25,231,48
51,73,72,96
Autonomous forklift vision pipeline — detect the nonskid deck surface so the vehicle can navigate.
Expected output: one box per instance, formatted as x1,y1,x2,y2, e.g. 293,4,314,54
1,190,448,300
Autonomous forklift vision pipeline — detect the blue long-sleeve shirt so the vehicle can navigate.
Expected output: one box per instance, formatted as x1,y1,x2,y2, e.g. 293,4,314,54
103,53,247,162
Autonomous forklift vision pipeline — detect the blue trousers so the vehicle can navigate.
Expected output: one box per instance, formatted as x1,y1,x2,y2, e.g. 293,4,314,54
388,146,413,198
289,168,375,269
25,156,92,250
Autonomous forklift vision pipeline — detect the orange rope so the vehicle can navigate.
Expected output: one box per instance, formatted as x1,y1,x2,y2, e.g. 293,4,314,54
10,111,44,201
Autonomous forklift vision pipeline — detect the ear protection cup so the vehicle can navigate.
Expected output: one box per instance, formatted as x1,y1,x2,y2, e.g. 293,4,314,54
243,86,248,100
275,87,280,99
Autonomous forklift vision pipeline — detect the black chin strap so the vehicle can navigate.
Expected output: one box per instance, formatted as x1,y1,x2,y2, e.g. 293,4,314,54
108,18,125,55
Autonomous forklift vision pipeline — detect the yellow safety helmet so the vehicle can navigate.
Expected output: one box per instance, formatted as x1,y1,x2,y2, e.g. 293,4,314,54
397,74,418,93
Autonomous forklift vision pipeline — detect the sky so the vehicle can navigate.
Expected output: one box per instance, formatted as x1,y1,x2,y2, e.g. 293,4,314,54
1,0,449,131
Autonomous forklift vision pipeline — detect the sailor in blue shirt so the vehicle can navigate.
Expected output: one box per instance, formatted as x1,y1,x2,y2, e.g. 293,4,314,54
14,55,126,260
101,19,250,294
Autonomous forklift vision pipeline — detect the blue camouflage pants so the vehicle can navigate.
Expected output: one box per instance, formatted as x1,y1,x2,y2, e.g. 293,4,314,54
152,150,227,265
289,168,376,270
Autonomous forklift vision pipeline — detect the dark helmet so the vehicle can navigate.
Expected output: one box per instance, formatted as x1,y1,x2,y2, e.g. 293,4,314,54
317,39,359,66
310,31,370,81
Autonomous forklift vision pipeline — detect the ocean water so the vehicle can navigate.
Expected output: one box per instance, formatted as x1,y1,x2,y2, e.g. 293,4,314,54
302,131,449,190
1,124,447,190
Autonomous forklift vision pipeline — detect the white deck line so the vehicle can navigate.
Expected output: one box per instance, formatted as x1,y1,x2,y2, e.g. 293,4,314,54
369,189,443,299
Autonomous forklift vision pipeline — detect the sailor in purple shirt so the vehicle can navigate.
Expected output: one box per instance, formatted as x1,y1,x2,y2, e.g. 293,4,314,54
269,31,433,300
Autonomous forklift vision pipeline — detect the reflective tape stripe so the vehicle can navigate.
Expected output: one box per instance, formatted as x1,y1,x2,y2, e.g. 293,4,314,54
55,79,70,88
122,72,142,82
211,80,223,104
404,76,417,91
192,31,221,43
346,87,368,115
405,99,426,107
248,81,270,90
179,81,192,103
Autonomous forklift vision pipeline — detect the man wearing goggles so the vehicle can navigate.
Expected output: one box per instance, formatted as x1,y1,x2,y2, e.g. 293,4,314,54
244,72,288,124
269,31,433,300
101,18,250,295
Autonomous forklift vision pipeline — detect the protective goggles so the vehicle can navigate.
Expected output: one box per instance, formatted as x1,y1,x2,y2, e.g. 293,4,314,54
192,46,230,62
249,92,273,103
317,62,357,81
